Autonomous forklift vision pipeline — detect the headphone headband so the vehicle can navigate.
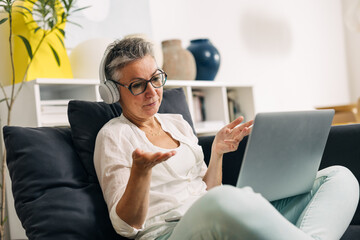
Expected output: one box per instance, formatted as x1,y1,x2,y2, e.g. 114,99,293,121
98,44,120,104
99,45,112,84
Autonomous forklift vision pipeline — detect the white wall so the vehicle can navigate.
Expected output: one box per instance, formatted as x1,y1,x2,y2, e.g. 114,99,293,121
64,0,152,49
150,0,350,112
342,0,360,102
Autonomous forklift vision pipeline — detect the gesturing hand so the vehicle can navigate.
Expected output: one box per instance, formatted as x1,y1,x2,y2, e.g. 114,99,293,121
132,148,176,173
212,116,253,156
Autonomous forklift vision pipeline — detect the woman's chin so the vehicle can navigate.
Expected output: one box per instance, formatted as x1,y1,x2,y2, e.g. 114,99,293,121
142,107,159,117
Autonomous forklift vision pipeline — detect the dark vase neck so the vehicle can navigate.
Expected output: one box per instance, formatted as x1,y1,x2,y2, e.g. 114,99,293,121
190,39,210,44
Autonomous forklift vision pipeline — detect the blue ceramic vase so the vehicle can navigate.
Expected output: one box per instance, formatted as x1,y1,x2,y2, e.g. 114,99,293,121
187,39,220,81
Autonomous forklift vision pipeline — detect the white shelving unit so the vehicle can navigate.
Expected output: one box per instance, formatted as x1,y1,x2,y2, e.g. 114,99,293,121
2,78,256,133
1,78,101,128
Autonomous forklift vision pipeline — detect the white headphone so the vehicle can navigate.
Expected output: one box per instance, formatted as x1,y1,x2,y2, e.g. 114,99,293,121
98,45,120,104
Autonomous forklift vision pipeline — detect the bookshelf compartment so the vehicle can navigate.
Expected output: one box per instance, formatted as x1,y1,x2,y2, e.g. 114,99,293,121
39,84,98,101
165,81,255,135
226,86,255,122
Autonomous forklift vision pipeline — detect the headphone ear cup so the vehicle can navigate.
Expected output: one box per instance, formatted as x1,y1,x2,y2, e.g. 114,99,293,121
99,80,120,104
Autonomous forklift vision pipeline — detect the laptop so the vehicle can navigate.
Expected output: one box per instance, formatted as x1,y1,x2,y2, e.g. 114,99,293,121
236,109,334,201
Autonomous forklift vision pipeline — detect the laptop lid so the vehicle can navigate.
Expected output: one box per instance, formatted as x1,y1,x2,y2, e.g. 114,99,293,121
236,110,334,201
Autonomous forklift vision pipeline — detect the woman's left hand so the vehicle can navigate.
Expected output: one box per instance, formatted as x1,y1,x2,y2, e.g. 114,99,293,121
212,116,253,157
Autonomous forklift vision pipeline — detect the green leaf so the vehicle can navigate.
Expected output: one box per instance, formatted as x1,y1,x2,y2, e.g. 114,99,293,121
13,10,28,18
56,33,64,48
14,5,32,14
48,43,60,66
2,216,8,225
48,19,54,28
56,28,65,37
34,26,41,33
4,5,10,13
61,11,65,21
71,6,91,14
66,20,82,28
60,0,69,11
17,35,33,59
0,18,8,25
0,98,8,103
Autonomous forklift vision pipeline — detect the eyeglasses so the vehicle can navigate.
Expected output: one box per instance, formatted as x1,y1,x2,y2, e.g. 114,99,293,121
109,69,167,96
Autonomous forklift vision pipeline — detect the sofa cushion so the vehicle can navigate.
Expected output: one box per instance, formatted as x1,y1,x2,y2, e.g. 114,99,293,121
3,126,123,240
158,88,194,127
68,87,194,182
341,225,360,240
68,101,122,183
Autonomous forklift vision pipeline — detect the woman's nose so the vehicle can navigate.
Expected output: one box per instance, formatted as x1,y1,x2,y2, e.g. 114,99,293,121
144,82,156,97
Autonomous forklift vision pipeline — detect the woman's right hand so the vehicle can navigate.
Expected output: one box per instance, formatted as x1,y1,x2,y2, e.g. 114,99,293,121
117,149,176,228
132,148,176,173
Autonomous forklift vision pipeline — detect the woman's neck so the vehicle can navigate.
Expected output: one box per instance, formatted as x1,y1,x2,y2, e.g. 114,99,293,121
122,111,158,130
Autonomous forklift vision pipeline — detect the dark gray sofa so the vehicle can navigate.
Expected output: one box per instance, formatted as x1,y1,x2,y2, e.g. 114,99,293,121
3,88,360,240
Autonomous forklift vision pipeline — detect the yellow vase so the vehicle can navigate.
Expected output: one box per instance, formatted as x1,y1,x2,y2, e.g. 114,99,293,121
10,0,73,85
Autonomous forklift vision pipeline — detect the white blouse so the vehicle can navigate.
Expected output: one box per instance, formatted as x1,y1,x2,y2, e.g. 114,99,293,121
93,113,208,239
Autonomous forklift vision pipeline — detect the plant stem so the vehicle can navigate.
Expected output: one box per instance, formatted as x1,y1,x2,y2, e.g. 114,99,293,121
7,5,14,125
1,3,14,238
0,150,6,240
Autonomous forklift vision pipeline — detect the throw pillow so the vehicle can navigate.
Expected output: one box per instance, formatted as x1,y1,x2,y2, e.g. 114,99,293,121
3,126,123,240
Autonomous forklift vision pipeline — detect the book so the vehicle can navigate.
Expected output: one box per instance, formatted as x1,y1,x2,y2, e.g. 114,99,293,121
227,90,242,122
192,90,206,122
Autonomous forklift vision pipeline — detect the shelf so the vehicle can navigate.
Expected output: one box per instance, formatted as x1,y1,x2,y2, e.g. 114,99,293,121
35,78,100,85
40,100,70,105
166,80,252,88
195,121,225,135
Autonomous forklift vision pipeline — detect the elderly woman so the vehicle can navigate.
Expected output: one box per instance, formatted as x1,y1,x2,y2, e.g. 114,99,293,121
94,38,359,240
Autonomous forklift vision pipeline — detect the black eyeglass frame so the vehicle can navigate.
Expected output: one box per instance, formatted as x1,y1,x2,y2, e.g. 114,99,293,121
108,69,167,96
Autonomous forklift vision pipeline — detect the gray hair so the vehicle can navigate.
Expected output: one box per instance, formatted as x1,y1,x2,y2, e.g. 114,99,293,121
104,37,155,81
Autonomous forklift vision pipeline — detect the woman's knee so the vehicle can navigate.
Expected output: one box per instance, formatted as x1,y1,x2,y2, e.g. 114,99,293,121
194,185,268,222
315,165,359,210
180,185,293,239
317,166,359,191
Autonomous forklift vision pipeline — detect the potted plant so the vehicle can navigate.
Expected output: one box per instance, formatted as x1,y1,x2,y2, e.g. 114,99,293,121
0,0,88,238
